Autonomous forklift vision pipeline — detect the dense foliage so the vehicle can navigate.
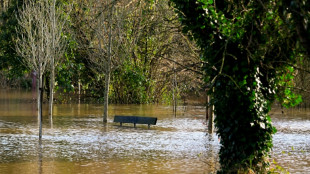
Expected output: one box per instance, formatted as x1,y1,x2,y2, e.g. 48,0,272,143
0,0,28,87
0,0,202,104
172,0,306,172
67,0,202,104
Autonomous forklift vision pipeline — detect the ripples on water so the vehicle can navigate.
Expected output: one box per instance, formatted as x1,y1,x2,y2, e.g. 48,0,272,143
0,116,220,173
270,108,310,173
0,89,220,173
0,89,309,173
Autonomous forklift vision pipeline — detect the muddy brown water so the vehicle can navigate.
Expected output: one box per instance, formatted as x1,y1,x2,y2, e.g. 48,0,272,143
0,89,309,173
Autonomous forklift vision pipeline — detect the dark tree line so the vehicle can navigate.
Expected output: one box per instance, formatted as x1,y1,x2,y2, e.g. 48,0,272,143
0,0,203,105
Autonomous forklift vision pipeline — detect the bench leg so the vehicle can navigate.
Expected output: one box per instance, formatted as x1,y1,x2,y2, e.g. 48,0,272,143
148,124,150,129
120,122,122,126
134,123,136,128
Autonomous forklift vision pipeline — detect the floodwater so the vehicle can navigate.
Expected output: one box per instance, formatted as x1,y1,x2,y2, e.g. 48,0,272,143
270,108,310,173
0,89,309,173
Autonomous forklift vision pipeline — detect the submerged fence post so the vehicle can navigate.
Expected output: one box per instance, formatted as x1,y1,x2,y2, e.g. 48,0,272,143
208,104,214,133
208,88,214,134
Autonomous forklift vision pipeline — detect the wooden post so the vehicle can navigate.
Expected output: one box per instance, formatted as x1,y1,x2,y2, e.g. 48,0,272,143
208,104,214,133
208,88,214,134
206,94,209,121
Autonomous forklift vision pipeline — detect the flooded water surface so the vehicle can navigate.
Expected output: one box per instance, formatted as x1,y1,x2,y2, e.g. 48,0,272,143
0,89,309,173
0,89,219,174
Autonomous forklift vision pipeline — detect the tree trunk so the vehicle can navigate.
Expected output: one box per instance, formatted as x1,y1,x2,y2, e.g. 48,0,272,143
78,78,81,102
49,0,56,119
49,65,54,118
103,1,114,123
173,66,177,117
103,70,110,123
37,76,40,118
38,71,43,140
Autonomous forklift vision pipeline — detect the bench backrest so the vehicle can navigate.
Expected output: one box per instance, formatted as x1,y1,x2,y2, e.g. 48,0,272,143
114,115,157,125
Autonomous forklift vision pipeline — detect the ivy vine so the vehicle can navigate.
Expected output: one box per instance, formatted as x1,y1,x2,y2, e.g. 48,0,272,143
172,0,303,172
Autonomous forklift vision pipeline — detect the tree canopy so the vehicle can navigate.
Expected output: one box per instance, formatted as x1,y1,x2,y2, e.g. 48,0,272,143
1,0,202,104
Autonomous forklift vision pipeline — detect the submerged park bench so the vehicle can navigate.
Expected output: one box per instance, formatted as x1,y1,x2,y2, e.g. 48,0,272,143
113,115,157,128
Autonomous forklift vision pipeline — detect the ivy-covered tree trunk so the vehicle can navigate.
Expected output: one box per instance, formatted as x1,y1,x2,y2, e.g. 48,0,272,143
172,0,303,173
213,64,275,172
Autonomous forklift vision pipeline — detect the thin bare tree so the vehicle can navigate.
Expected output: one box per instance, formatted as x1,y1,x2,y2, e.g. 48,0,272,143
15,0,68,139
16,0,50,139
88,0,127,123
47,0,68,119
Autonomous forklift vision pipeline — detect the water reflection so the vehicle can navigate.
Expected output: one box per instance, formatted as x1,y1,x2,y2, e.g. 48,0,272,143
38,140,43,174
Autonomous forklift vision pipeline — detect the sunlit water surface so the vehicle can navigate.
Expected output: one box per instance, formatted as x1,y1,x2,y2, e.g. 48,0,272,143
0,89,309,173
